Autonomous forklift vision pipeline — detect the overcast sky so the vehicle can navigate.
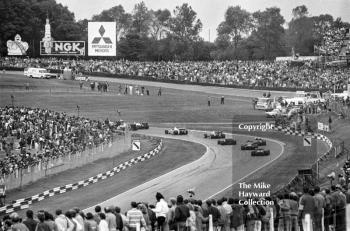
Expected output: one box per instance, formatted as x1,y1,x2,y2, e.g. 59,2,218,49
56,0,350,41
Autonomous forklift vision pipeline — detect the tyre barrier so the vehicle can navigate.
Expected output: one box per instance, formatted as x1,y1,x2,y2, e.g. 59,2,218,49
0,140,163,215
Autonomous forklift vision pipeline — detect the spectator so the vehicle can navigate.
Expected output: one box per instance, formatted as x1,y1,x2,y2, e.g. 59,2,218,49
98,214,108,231
126,202,146,231
313,186,326,231
36,213,51,231
85,213,98,231
104,207,117,231
152,192,169,231
174,195,190,231
55,210,68,231
23,210,38,231
206,200,220,231
44,212,58,231
114,207,123,231
298,187,316,231
229,198,244,231
93,206,102,225
11,213,29,231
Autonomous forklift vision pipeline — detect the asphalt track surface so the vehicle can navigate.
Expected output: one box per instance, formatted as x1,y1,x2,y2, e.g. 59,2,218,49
84,127,284,213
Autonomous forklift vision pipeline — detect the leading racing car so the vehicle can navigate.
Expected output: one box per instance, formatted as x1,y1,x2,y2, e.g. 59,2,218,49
204,131,225,139
251,148,270,156
165,127,188,135
254,138,267,146
218,138,237,145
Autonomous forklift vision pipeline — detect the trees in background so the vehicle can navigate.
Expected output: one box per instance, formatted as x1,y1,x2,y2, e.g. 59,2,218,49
0,1,349,60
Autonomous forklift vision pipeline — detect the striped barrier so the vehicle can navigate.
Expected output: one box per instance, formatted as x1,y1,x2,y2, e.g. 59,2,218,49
0,140,163,215
272,125,333,194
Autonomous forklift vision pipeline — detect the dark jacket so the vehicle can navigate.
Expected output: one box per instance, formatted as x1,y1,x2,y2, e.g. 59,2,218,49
207,206,221,225
174,203,190,222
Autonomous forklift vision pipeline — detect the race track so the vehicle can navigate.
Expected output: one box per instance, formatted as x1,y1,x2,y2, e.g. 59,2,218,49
84,127,284,212
88,75,296,99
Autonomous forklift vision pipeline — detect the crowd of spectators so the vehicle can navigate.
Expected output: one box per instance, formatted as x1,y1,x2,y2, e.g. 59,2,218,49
2,186,349,231
0,106,119,176
314,27,348,56
1,57,350,91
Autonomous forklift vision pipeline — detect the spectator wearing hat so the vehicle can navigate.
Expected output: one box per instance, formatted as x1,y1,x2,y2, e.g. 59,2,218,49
23,210,38,231
174,195,190,231
152,192,169,231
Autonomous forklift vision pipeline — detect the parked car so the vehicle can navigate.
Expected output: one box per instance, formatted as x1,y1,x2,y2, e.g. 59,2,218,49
218,138,237,145
165,127,188,135
24,67,57,79
251,148,270,156
204,131,225,139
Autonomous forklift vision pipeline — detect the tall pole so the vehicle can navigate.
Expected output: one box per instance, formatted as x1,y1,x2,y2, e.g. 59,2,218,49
208,29,210,42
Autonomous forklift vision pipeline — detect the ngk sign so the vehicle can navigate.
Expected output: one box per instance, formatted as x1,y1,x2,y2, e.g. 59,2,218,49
40,41,85,56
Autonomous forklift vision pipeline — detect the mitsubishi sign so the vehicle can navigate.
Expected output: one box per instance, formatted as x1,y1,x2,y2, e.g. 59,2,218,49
40,41,85,56
88,22,116,56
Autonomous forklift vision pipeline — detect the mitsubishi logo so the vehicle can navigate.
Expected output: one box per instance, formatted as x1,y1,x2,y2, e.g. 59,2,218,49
92,25,112,44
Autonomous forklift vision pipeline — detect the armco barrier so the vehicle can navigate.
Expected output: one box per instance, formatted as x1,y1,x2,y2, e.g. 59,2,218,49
272,125,333,194
0,140,162,215
4,134,131,191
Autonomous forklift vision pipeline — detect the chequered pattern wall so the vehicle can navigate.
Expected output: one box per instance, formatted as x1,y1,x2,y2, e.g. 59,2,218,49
272,125,333,193
0,141,163,215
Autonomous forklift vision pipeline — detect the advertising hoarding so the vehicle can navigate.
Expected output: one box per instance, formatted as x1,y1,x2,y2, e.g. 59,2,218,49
88,22,116,56
40,41,85,56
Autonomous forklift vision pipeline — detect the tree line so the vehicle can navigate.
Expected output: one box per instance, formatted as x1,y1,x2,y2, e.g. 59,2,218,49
0,0,349,60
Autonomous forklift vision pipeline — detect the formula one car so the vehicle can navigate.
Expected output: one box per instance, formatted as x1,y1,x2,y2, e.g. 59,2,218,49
251,148,270,156
130,122,149,131
254,138,267,146
218,138,237,145
241,141,259,150
204,131,226,139
165,127,188,135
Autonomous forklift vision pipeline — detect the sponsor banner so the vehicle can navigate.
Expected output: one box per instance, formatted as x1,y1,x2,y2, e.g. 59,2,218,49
40,41,85,56
88,22,116,56
7,34,29,55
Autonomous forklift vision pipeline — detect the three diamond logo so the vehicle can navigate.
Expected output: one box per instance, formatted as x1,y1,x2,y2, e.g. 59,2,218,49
92,26,112,44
